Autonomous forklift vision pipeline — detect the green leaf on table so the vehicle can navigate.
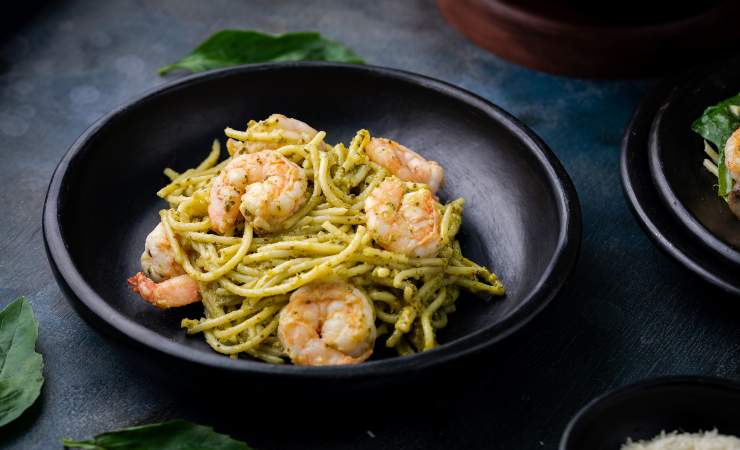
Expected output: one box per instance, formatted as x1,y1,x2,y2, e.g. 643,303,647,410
0,297,43,428
63,419,253,450
692,92,740,197
159,30,365,75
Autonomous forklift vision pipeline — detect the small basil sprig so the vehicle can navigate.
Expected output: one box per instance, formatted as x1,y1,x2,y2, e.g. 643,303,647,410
692,93,740,197
63,420,253,449
0,297,44,428
159,30,364,75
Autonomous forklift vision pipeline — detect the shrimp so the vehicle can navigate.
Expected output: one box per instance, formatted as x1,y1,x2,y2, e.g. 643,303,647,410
139,223,183,282
209,150,307,234
127,223,201,308
364,178,442,258
278,280,376,366
725,127,740,181
365,137,444,193
227,114,318,155
725,128,740,218
127,273,200,309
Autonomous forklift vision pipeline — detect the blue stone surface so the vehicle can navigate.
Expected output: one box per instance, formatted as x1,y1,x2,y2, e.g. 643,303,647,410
0,1,737,449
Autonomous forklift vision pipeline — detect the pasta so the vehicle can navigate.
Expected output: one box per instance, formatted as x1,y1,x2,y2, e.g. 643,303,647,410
134,115,505,365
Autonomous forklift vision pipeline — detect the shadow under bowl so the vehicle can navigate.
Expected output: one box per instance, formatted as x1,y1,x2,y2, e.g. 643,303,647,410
43,62,580,389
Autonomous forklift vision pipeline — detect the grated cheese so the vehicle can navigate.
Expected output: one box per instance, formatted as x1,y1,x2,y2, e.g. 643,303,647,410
622,430,740,450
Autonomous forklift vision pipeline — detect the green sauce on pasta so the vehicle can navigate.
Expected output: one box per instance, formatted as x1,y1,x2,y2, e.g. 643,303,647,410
155,125,504,363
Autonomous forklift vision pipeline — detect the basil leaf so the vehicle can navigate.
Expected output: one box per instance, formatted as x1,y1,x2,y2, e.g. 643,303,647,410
692,93,740,197
63,419,253,450
159,30,364,75
0,297,43,428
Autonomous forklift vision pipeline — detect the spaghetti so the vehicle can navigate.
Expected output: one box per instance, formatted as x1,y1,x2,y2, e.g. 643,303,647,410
137,115,505,364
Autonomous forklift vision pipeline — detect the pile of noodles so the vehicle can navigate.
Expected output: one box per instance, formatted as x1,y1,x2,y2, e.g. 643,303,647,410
155,123,504,363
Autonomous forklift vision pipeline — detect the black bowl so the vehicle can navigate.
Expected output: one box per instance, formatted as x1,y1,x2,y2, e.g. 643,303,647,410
560,376,740,450
649,56,740,265
43,62,580,385
621,79,740,296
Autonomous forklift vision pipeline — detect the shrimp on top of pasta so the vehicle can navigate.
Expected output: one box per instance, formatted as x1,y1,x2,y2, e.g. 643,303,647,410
127,114,504,366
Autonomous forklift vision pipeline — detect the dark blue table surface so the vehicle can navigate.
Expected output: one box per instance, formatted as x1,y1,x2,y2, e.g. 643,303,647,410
1,1,738,449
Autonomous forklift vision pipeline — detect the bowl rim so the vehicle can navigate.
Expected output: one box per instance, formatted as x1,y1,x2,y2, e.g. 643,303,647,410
43,61,581,379
620,79,740,296
648,76,740,266
559,375,740,450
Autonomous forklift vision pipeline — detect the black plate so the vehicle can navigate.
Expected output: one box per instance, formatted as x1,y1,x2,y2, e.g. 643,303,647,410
649,56,740,265
560,376,740,450
43,62,580,384
621,81,740,296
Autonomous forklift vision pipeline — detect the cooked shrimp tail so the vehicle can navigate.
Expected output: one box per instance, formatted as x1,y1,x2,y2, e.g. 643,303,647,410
129,222,200,308
128,272,201,309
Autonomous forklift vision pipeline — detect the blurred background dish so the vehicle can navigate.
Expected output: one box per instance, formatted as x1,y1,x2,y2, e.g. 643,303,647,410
437,0,740,77
560,376,740,450
648,56,740,265
620,79,740,295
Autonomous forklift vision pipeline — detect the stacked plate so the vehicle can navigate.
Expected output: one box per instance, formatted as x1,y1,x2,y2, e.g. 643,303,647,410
621,56,740,295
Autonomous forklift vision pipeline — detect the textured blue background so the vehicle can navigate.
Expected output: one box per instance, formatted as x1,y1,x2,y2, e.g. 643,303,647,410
1,1,738,449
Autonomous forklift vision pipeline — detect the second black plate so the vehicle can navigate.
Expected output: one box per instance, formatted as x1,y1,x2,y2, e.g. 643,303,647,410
649,56,740,265
621,81,740,295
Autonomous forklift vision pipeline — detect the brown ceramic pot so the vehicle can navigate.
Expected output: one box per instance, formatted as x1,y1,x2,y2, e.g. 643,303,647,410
438,0,740,78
